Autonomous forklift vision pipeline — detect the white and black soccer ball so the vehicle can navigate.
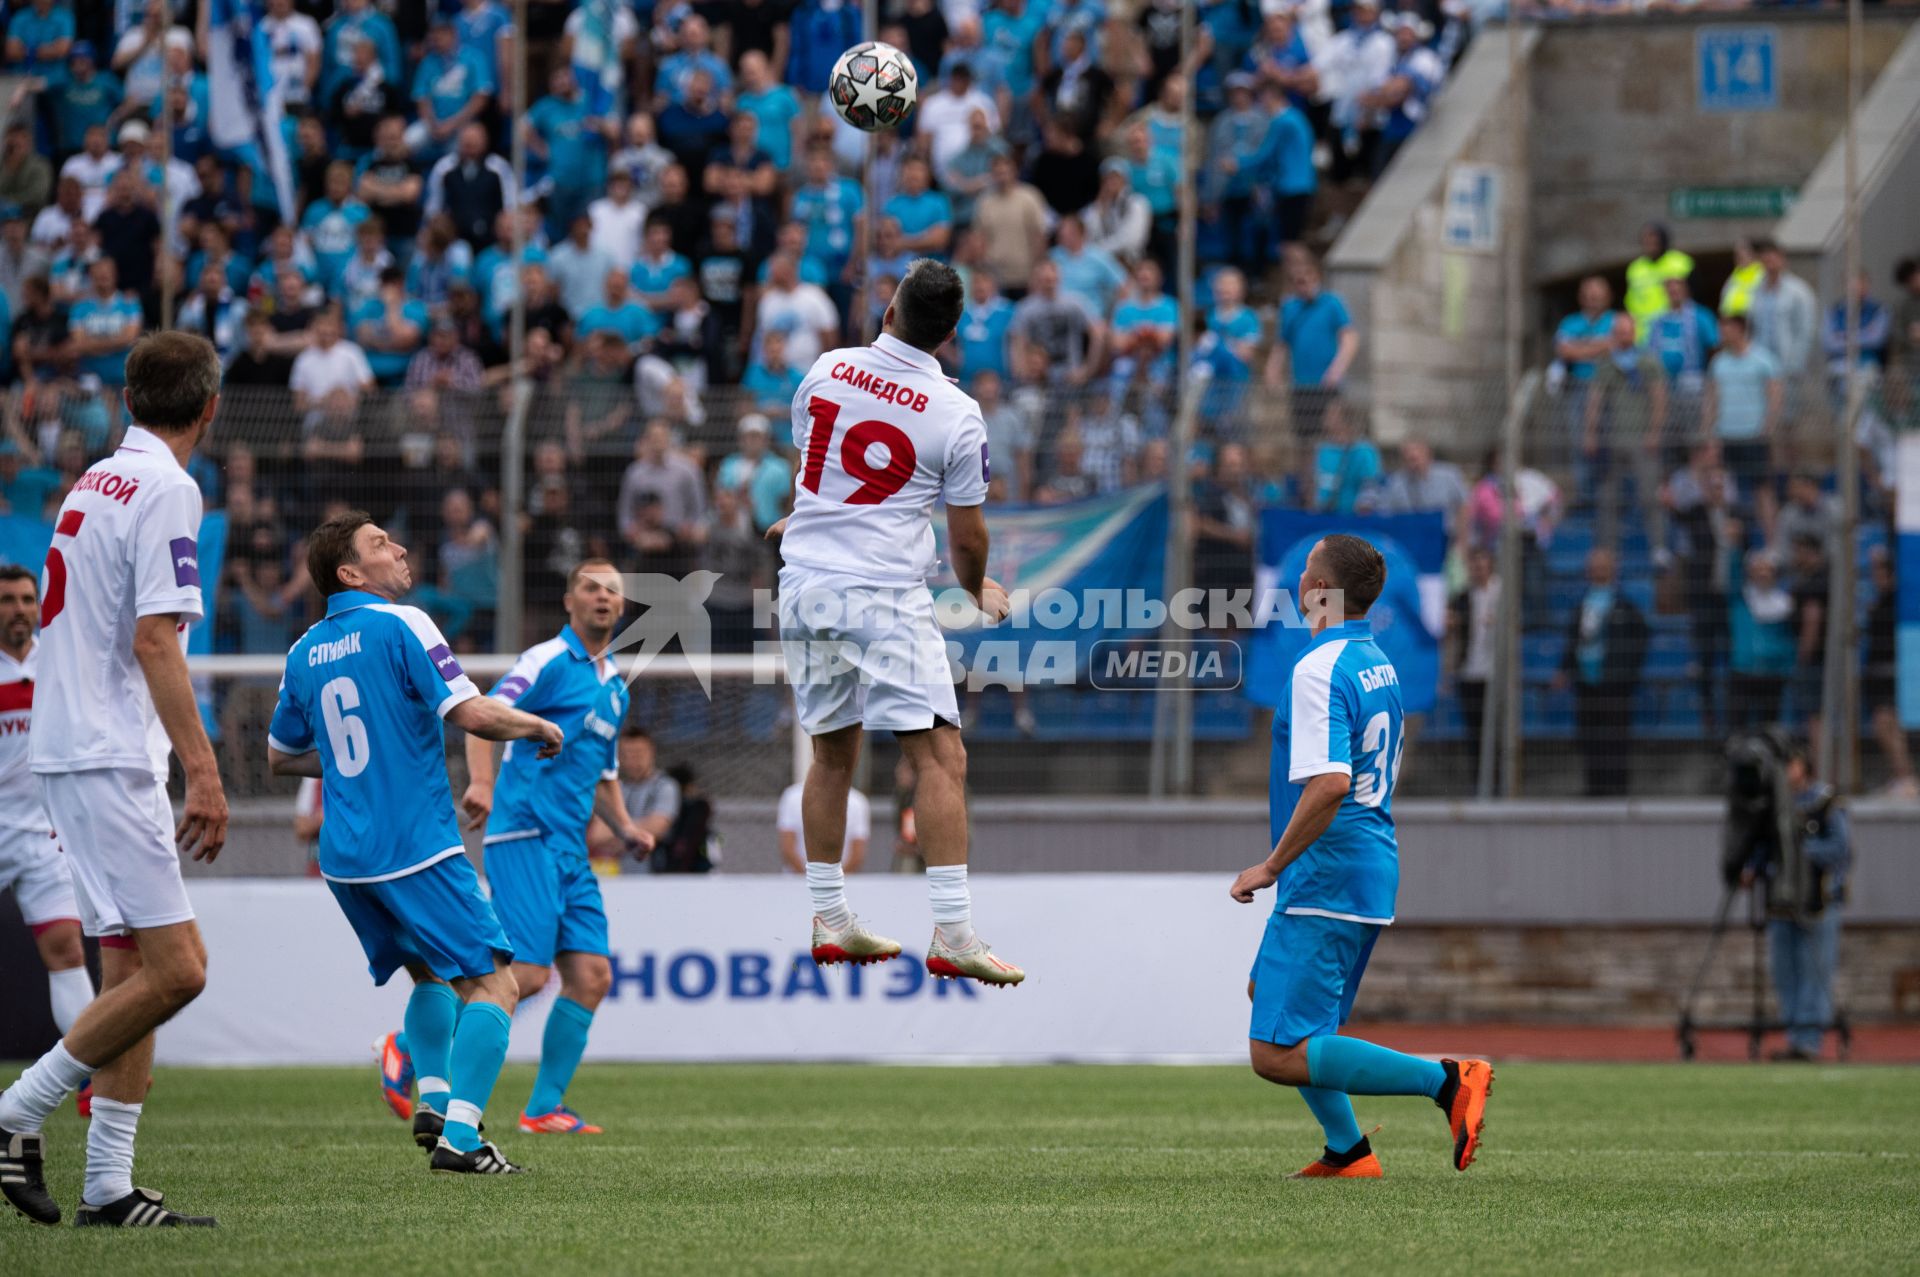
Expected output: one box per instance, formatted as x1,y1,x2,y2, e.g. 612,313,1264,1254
828,41,918,133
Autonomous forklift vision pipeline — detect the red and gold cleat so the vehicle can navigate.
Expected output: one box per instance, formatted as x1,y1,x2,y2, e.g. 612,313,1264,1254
374,1031,414,1120
925,931,1025,987
519,1106,603,1135
810,915,903,966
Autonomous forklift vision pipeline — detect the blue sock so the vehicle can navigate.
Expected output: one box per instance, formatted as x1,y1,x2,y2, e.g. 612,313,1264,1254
444,1001,512,1153
1297,1085,1365,1154
1307,1035,1447,1099
404,982,460,1116
526,997,594,1117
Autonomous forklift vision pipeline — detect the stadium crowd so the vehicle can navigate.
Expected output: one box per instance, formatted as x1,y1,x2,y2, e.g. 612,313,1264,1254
0,0,1906,783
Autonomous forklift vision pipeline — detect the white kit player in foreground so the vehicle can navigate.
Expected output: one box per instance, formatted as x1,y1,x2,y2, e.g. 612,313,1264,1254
772,257,1023,986
2,332,229,1228
0,566,96,1101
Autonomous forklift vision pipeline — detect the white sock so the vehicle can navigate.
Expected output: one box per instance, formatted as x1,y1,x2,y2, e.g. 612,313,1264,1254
48,966,95,1034
0,1040,94,1134
82,1096,140,1207
928,865,974,948
806,862,853,930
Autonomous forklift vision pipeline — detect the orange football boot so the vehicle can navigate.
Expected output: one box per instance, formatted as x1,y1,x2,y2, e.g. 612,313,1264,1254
1439,1058,1494,1171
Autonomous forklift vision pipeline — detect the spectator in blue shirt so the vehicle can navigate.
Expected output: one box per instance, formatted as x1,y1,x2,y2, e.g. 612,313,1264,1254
982,0,1046,109
956,268,1016,383
1207,72,1268,276
1270,253,1358,441
716,413,793,532
410,20,492,160
786,0,862,96
1207,266,1263,370
525,66,612,239
883,158,953,258
656,14,732,109
349,267,429,386
1555,275,1618,385
1366,15,1446,178
791,144,864,280
1122,119,1178,271
1244,10,1316,112
52,43,120,157
656,68,731,177
322,0,402,106
629,218,693,312
1257,81,1316,250
300,161,373,297
1313,404,1382,515
742,328,803,428
1051,214,1126,322
578,267,660,351
69,257,140,386
734,50,803,172
1646,273,1720,441
1109,258,1178,394
7,0,75,92
454,0,514,93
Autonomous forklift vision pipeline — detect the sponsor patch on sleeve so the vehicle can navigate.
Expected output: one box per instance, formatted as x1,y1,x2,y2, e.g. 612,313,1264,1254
427,643,465,682
980,441,991,485
170,537,200,587
496,675,530,702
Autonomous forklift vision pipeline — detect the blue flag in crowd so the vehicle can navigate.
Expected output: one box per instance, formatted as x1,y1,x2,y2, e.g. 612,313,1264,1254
1245,510,1447,713
572,0,626,117
207,0,296,221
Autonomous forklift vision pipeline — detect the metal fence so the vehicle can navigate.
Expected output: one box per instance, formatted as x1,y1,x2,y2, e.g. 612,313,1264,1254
8,354,1910,811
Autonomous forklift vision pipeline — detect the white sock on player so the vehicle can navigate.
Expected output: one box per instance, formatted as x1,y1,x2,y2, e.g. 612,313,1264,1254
0,1040,94,1134
82,1096,140,1206
806,862,853,930
48,966,94,1034
928,864,974,949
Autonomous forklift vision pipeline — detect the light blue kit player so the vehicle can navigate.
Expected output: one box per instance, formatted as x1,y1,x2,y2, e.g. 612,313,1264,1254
454,558,653,1136
1230,534,1495,1180
268,512,564,1176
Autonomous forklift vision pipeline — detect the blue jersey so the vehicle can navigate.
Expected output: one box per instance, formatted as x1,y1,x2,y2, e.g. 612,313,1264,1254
269,590,482,883
483,626,625,849
1269,619,1403,924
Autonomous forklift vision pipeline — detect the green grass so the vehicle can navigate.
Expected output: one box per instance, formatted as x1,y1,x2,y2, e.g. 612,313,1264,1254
2,1062,1916,1275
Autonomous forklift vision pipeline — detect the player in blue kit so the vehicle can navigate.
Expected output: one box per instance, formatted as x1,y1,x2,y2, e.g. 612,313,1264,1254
267,512,564,1176
440,560,653,1135
1230,534,1494,1179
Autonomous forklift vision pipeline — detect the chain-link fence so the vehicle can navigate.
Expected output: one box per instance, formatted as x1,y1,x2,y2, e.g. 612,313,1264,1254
7,344,1909,812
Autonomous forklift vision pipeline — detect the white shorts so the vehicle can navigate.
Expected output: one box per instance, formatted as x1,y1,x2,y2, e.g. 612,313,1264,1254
778,564,961,736
37,768,194,938
0,824,79,927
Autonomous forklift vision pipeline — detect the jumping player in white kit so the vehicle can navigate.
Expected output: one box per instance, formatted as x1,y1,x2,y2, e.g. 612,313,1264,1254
0,565,97,1092
773,257,1024,986
1,332,228,1229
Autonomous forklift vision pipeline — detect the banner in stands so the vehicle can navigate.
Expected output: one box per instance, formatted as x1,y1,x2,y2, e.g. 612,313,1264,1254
1898,433,1920,728
160,876,1269,1065
929,485,1169,678
1244,510,1448,712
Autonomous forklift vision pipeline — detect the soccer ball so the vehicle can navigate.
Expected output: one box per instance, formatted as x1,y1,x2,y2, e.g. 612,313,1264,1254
828,41,918,133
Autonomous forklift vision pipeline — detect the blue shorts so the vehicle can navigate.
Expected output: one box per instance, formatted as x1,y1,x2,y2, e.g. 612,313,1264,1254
483,833,609,969
327,853,513,987
1249,911,1381,1046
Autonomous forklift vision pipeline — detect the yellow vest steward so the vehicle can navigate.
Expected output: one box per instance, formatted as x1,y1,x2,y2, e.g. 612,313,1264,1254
1625,250,1694,341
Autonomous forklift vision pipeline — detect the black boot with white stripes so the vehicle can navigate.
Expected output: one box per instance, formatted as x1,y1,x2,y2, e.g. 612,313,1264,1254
74,1186,217,1227
428,1137,523,1174
1,1124,59,1224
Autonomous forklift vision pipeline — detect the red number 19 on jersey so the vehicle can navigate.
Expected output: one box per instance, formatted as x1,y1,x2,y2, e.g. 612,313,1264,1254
801,396,918,505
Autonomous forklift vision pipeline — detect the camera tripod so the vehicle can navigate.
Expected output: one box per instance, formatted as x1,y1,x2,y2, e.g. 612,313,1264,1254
1675,880,1852,1061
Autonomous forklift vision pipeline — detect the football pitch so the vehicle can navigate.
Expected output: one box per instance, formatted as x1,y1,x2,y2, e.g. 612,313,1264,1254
2,1061,1915,1275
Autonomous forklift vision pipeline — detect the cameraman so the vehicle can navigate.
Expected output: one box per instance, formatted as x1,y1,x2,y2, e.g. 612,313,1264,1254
1742,745,1851,1061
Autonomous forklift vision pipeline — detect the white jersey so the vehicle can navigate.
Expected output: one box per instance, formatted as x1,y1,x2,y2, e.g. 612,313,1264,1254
781,333,990,586
30,426,205,781
0,641,48,833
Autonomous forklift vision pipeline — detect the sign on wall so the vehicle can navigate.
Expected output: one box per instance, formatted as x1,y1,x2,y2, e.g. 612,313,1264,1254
1669,186,1797,220
1697,27,1778,114
1440,164,1501,254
